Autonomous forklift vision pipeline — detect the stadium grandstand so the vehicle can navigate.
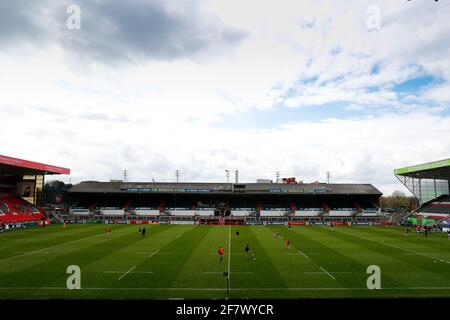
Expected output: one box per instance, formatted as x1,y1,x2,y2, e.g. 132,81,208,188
66,179,384,225
395,158,450,226
0,154,70,227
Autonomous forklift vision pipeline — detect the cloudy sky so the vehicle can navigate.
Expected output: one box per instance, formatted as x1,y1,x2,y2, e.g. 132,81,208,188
0,0,449,195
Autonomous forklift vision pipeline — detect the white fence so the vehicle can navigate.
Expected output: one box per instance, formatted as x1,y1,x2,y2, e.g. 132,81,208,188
294,210,322,217
170,209,196,216
230,209,253,216
259,210,289,217
196,209,214,216
328,209,355,217
100,208,125,216
134,209,160,216
69,208,90,215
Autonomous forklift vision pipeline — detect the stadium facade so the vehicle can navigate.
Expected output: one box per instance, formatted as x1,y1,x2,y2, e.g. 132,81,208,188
67,180,384,224
395,158,450,226
0,154,70,225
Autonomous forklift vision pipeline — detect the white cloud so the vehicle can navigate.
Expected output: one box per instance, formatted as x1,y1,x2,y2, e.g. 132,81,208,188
423,83,450,103
0,0,449,197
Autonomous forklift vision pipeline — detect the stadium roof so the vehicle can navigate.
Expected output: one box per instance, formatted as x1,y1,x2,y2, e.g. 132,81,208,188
394,158,450,180
69,181,382,195
0,154,70,176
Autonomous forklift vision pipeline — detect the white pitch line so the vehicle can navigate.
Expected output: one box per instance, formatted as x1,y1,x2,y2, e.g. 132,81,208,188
118,266,136,280
320,266,336,280
119,249,161,280
297,249,308,258
148,249,160,259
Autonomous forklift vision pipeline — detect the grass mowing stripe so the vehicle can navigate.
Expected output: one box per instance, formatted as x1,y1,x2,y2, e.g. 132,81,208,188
269,226,341,285
284,226,403,290
346,230,450,263
262,226,333,290
311,226,450,288
97,226,189,288
333,227,450,266
369,226,450,249
348,227,450,263
238,226,295,291
2,225,450,299
0,225,108,260
164,226,228,295
0,231,105,263
1,286,449,291
0,226,144,287
141,226,212,290
0,225,106,254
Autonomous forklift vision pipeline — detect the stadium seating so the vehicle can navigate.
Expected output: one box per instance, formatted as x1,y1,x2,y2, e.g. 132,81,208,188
0,194,45,223
415,196,450,218
420,204,450,215
0,202,8,215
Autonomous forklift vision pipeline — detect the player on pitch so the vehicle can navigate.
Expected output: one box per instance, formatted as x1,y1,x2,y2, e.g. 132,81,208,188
218,246,225,262
245,243,256,262
285,238,290,250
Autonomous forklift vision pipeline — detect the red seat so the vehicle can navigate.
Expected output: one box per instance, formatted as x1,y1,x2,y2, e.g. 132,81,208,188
0,194,44,223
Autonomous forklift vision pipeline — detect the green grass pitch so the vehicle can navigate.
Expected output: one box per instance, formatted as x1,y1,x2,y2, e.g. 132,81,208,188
0,224,449,299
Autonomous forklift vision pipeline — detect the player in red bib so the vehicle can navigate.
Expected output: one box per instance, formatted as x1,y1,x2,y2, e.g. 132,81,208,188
285,239,290,250
218,246,224,262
